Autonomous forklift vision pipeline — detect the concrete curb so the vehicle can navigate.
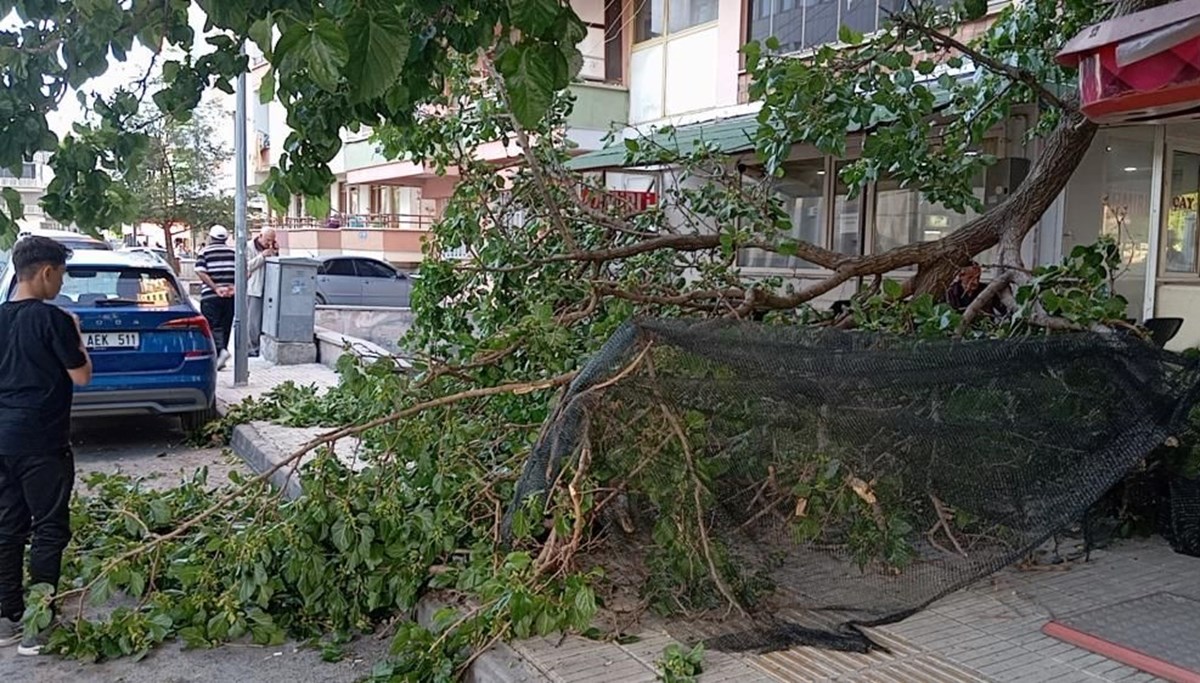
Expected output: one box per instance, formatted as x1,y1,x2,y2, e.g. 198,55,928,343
229,420,551,683
230,422,305,500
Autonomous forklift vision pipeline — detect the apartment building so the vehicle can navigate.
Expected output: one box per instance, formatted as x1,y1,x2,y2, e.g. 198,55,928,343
247,0,628,266
246,0,1200,349
566,0,1200,350
1,152,67,233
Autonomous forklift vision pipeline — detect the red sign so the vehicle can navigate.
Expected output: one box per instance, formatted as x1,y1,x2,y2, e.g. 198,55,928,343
579,188,659,213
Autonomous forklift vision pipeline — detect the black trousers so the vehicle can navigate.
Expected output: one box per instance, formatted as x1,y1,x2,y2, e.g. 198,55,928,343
0,449,74,619
201,296,235,353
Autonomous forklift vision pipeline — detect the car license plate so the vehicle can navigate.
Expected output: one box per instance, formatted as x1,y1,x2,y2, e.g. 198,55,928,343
85,332,140,349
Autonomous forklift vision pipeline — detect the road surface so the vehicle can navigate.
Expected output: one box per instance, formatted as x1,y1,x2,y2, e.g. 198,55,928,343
0,416,390,681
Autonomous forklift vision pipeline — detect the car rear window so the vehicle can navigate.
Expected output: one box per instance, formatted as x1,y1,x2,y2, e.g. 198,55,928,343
56,267,184,307
62,240,111,251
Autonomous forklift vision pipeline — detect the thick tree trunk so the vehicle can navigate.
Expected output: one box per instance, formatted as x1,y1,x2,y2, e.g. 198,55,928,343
908,109,1098,296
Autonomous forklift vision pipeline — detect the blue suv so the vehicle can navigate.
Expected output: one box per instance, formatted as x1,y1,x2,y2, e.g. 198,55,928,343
0,250,218,430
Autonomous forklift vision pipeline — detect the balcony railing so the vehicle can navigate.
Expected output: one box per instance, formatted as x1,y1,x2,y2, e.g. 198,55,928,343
0,177,41,188
262,213,436,232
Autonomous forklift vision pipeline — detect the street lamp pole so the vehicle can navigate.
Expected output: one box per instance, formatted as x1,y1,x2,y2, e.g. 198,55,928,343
233,47,250,387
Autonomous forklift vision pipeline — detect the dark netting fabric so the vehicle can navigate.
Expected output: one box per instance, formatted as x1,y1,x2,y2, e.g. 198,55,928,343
507,318,1200,653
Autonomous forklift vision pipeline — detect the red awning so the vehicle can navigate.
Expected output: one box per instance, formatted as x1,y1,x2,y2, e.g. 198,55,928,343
1056,0,1200,123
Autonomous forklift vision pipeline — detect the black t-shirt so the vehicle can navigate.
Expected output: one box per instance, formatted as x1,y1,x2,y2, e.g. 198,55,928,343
0,300,88,456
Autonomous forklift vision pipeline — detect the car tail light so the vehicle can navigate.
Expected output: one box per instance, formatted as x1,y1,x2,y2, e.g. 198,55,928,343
160,316,215,358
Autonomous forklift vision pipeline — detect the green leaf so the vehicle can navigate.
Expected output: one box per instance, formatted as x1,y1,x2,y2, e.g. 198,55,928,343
344,10,411,103
325,0,354,18
307,192,331,219
275,20,349,93
2,188,22,221
249,18,273,59
331,519,351,552
882,279,903,300
837,24,863,45
259,69,275,104
777,240,798,257
496,42,560,128
510,0,563,37
573,585,596,617
128,570,146,598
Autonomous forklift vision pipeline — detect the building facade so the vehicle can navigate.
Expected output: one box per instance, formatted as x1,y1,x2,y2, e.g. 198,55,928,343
247,0,629,267
245,0,1200,350
578,0,1200,350
1,152,66,233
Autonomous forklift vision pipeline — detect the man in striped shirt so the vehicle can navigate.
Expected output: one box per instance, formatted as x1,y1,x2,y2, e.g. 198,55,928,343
195,225,236,370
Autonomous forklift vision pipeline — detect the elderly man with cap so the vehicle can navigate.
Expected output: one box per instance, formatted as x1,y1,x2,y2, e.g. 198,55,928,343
195,225,236,369
246,227,278,357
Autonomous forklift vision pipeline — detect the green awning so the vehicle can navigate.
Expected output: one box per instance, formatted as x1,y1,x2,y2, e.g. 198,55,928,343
567,113,761,171
565,83,961,172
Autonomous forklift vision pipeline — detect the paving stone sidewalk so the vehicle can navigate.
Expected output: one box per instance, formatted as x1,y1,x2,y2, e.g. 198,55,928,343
222,362,1197,682
215,357,339,413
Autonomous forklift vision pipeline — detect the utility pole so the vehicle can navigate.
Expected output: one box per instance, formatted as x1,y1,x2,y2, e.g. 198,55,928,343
233,46,250,387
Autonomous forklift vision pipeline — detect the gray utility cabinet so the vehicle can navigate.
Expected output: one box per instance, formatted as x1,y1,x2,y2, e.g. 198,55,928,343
262,256,320,343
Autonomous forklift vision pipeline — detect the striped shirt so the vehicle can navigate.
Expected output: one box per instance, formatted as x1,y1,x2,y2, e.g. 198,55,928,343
195,243,236,299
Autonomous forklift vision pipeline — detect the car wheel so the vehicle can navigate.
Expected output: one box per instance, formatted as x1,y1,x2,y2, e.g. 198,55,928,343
315,293,327,306
181,402,219,433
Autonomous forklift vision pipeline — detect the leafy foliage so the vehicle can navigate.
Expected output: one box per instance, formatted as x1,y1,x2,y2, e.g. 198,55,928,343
0,0,588,239
851,239,1132,339
657,643,705,683
746,0,1112,211
45,366,599,678
128,96,234,261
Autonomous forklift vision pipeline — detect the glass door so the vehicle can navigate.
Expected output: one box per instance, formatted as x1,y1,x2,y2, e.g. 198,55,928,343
1164,148,1200,277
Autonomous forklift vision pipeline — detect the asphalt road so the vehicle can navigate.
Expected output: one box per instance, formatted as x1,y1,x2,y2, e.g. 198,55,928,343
0,415,391,682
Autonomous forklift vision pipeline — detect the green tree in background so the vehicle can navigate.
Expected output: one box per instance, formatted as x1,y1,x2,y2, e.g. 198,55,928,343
0,0,587,241
130,96,233,266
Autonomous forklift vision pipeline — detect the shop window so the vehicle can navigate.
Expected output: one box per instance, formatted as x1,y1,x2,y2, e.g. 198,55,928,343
747,0,953,54
833,160,863,255
1166,150,1199,274
739,159,827,269
873,174,985,257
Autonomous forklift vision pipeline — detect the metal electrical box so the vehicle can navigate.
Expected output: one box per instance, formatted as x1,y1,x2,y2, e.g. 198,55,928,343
262,256,319,343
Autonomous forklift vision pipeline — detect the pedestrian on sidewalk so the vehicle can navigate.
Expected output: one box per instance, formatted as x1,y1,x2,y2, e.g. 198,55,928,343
0,236,93,655
196,225,236,370
247,227,278,357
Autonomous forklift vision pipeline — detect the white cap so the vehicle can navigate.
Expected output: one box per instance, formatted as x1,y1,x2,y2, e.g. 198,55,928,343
210,225,229,241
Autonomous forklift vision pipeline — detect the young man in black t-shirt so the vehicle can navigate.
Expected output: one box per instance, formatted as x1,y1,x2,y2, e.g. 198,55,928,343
0,236,92,655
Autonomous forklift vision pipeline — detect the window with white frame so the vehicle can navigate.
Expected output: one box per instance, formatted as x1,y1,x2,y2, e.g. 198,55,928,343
636,0,719,43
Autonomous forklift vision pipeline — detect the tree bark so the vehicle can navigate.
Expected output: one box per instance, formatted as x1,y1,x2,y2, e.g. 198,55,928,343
909,108,1098,296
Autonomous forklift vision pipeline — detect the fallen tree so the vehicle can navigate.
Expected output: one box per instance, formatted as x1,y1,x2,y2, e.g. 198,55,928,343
8,0,1188,679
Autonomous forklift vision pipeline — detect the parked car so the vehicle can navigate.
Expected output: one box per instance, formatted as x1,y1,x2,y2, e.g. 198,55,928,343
18,227,112,251
314,255,413,307
2,230,112,272
0,250,218,430
120,246,174,272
